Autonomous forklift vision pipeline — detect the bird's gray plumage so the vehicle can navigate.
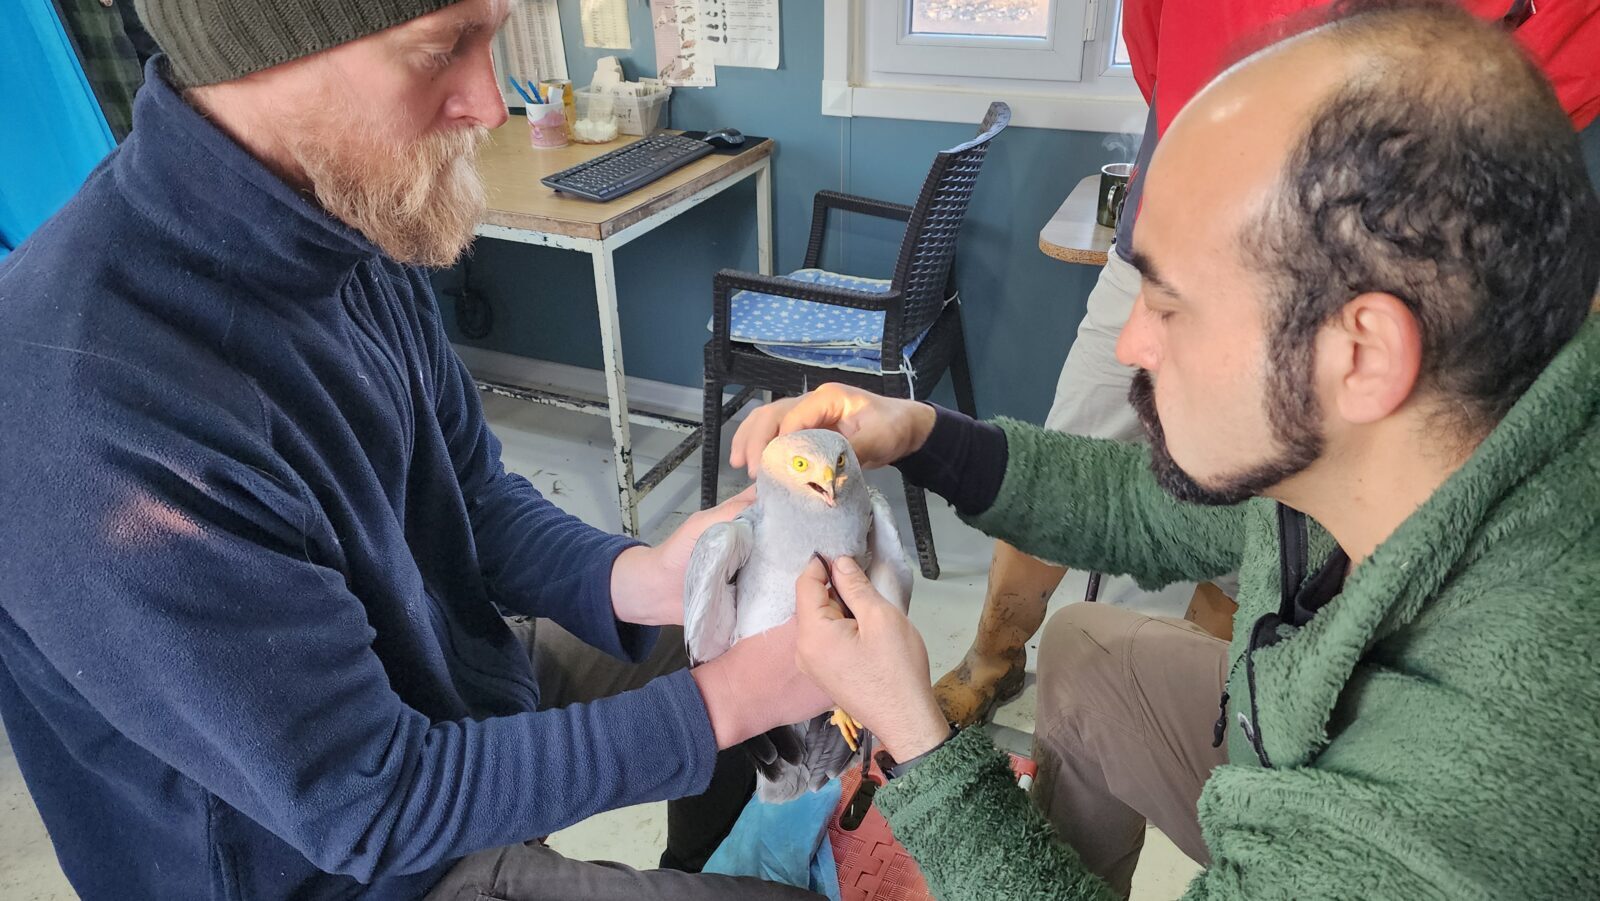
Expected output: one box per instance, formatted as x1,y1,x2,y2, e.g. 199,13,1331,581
684,429,913,803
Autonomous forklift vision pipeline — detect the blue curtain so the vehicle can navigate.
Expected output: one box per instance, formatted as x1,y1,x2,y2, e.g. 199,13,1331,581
0,0,117,258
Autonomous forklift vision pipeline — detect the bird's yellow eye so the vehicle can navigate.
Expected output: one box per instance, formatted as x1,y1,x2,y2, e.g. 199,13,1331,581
837,453,847,469
791,456,809,472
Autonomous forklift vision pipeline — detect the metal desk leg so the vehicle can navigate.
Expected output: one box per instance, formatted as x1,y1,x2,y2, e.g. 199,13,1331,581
591,244,640,536
756,159,774,276
757,159,775,406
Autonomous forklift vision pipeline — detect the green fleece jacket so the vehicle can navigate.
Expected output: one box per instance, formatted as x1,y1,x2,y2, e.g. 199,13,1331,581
874,316,1600,900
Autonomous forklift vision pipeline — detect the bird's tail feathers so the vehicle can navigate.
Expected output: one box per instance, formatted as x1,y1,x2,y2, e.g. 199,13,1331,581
746,714,858,804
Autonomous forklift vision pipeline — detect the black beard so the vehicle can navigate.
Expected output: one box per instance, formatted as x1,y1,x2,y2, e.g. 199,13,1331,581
1128,366,1323,506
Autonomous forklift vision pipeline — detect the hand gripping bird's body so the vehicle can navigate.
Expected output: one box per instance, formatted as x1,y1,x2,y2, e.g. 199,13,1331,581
685,430,913,803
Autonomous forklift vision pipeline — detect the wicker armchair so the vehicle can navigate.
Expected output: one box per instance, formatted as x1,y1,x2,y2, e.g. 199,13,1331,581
700,102,1011,579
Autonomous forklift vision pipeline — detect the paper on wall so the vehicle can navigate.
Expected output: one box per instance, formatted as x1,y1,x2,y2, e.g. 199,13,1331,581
702,0,780,69
650,0,717,87
495,0,569,107
581,0,633,49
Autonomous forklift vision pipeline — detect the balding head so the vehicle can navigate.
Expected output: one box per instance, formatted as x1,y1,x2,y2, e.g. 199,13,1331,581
1247,2,1596,430
1117,0,1598,506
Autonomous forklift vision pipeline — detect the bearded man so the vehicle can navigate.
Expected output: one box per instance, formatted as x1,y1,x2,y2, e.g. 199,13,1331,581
732,2,1600,899
0,2,827,900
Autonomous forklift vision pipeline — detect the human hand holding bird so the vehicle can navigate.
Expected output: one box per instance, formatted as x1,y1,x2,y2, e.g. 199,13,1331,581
795,554,949,764
609,488,756,627
729,383,937,478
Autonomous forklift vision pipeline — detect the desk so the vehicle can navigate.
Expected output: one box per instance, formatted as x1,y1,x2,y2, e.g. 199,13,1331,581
472,121,774,535
1038,175,1115,266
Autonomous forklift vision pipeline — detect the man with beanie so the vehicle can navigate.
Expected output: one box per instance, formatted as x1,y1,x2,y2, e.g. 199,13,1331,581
0,1,826,899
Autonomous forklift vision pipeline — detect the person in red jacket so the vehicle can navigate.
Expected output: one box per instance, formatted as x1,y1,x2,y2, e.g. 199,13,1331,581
933,0,1600,729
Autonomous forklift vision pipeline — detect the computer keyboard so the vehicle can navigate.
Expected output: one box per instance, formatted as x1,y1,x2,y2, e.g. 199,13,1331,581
541,133,717,202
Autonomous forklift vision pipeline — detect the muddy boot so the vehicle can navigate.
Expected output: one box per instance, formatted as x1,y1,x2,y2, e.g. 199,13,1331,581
934,543,1064,727
934,643,1029,727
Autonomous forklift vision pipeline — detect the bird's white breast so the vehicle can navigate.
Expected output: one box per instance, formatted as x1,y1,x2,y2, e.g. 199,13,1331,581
733,493,871,641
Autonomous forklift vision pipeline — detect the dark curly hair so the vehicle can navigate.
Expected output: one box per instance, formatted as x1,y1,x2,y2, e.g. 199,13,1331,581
1247,0,1600,440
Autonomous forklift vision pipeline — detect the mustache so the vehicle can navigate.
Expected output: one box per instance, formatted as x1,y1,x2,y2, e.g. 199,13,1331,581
372,125,490,222
1128,369,1164,445
1127,368,1233,505
295,123,490,268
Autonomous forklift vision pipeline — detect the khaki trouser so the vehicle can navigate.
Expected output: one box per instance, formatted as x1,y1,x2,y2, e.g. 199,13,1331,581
425,619,821,901
1032,602,1231,899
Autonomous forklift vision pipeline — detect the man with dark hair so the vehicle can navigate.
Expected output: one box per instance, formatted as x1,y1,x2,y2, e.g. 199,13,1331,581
731,2,1600,898
0,1,828,899
931,0,1600,729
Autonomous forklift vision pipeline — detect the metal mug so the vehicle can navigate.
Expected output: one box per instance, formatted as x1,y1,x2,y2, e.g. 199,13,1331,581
1096,162,1134,229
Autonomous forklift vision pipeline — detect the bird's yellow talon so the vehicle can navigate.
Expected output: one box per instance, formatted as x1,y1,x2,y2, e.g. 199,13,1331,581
831,709,862,752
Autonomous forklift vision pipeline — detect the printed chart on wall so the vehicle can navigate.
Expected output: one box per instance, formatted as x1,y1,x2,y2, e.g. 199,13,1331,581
581,0,633,49
496,0,569,107
704,0,780,69
651,0,714,87
651,0,779,87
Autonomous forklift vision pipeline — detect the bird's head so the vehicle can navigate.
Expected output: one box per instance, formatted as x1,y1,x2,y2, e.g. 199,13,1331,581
757,430,860,509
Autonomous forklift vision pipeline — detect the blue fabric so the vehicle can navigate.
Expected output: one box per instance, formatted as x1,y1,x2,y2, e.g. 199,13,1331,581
713,267,942,374
751,329,933,375
0,59,720,901
0,0,115,257
725,268,895,347
704,777,845,901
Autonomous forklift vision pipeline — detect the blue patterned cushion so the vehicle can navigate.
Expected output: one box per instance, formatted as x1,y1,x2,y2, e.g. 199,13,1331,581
719,269,895,348
714,268,946,375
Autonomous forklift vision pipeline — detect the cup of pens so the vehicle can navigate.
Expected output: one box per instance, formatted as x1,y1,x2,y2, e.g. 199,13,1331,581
510,77,568,149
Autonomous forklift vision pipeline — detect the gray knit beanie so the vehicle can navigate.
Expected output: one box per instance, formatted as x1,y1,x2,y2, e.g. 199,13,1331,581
134,0,462,88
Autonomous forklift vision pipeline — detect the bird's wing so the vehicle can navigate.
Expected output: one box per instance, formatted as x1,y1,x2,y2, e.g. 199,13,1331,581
864,488,914,614
683,511,757,665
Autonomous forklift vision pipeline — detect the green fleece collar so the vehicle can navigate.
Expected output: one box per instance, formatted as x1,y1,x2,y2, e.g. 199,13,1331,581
1248,316,1600,769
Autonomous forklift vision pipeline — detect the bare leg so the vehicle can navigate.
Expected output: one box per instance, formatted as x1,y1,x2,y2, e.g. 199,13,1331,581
1183,580,1238,641
933,541,1065,727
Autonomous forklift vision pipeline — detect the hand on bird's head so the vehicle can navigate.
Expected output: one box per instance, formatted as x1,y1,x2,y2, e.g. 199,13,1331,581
731,383,937,480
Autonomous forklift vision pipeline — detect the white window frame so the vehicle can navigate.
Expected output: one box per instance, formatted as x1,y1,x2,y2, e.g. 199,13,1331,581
870,1,1084,82
822,0,1147,134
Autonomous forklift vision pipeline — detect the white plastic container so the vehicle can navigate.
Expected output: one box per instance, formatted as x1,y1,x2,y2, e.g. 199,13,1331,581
575,83,673,136
613,83,671,135
572,90,620,144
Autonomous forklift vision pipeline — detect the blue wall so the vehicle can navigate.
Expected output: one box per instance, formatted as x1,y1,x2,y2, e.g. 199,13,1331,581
440,0,1106,423
440,1,1600,424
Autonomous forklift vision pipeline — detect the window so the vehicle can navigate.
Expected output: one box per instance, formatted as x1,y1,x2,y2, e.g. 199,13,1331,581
910,0,1053,39
870,0,1088,83
1111,0,1132,67
821,0,1145,133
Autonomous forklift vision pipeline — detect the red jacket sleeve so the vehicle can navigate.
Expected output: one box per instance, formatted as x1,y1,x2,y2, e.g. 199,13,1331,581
1122,0,1165,101
1506,0,1600,129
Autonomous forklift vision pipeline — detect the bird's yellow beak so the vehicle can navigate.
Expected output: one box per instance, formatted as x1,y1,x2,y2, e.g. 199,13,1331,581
813,466,837,506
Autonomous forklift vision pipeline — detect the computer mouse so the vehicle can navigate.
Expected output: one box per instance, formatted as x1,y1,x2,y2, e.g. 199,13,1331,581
703,127,746,149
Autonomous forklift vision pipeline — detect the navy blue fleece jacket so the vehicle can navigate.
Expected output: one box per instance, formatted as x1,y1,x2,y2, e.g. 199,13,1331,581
0,60,718,900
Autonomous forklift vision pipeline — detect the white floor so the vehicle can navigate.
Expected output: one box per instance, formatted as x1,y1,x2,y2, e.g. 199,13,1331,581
0,394,1200,900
